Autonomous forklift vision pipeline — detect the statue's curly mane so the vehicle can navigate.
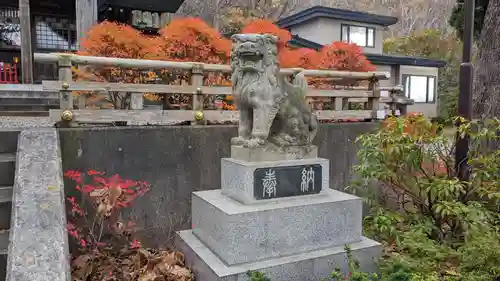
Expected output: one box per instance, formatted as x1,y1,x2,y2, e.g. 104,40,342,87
230,34,283,106
230,35,278,89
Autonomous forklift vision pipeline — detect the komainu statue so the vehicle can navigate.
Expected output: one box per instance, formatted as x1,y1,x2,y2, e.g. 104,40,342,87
230,33,318,148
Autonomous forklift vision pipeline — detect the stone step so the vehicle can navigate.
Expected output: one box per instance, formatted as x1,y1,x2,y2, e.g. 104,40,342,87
0,111,50,117
0,230,8,254
0,129,20,154
0,230,8,281
0,187,12,204
0,201,11,231
0,154,15,186
176,231,381,281
0,98,59,105
0,104,59,111
0,186,13,232
191,189,363,266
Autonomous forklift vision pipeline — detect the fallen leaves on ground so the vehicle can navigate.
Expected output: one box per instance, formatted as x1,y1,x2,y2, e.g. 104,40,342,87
71,248,192,281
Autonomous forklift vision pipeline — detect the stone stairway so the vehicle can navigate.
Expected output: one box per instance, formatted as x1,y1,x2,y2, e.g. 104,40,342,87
0,129,19,281
0,85,59,117
0,97,59,117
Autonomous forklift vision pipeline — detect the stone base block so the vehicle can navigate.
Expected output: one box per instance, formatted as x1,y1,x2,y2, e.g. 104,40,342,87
192,189,362,265
176,230,381,281
221,158,329,204
231,145,318,162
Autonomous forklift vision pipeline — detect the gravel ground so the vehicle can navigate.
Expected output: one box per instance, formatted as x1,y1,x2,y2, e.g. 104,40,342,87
0,116,187,128
0,116,54,128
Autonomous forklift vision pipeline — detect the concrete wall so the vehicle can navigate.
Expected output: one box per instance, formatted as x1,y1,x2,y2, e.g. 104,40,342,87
290,18,384,54
59,123,377,247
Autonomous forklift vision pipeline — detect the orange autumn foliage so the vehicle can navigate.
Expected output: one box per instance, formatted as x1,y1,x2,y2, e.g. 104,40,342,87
241,19,291,50
151,17,231,64
78,18,376,109
77,21,155,84
79,21,152,59
81,18,375,74
318,41,376,72
279,47,321,68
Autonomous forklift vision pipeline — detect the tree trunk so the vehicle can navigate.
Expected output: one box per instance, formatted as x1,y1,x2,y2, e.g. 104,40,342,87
472,0,500,119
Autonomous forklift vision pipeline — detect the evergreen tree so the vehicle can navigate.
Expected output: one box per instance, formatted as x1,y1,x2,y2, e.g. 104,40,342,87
449,0,489,39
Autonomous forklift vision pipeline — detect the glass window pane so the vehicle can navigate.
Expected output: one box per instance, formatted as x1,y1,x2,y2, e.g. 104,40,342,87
341,25,349,42
349,26,367,46
35,16,77,50
427,77,435,102
409,76,428,102
367,28,375,47
404,76,410,98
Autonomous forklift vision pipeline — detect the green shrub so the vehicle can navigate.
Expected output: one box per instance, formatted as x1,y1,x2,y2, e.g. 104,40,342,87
349,116,500,280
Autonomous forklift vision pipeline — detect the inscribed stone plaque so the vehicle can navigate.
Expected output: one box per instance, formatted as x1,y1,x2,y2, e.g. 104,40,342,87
254,164,322,199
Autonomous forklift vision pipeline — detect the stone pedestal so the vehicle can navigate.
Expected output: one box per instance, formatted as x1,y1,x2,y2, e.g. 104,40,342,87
175,146,381,281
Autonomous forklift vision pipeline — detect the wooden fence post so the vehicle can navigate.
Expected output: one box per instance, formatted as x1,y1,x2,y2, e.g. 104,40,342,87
367,77,381,119
334,97,348,111
77,95,87,109
191,63,205,125
19,0,33,83
58,54,73,110
130,93,144,109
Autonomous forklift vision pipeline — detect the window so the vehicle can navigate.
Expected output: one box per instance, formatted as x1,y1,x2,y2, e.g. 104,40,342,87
35,16,77,51
341,24,375,47
0,8,21,49
402,75,436,103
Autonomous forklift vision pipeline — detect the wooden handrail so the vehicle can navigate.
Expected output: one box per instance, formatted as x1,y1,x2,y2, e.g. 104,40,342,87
33,53,391,80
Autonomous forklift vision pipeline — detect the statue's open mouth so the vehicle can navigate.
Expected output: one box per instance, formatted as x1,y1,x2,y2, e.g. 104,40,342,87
238,50,263,72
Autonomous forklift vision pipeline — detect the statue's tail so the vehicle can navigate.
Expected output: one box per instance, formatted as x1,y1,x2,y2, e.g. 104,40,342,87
281,71,308,100
295,72,318,142
282,71,318,143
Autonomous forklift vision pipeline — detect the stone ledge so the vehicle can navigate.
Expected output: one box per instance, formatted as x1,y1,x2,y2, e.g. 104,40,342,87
231,145,318,162
176,230,381,281
7,128,71,281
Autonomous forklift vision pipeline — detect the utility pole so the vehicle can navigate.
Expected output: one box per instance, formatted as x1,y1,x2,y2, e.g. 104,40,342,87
455,0,475,181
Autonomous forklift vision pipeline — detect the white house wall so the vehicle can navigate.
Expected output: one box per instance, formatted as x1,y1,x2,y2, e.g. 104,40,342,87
290,18,384,54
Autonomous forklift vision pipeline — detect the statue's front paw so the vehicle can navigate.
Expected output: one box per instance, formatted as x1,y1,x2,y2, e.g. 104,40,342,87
243,138,265,148
282,134,297,144
231,136,246,145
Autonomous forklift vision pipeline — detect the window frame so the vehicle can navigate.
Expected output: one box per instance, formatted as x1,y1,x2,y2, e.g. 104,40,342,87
340,24,375,48
402,74,437,104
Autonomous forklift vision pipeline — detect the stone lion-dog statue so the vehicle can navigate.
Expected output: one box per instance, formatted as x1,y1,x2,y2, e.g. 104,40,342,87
230,33,318,148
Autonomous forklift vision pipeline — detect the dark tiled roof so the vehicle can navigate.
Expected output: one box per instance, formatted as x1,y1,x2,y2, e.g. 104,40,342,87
277,6,398,28
288,35,446,68
365,53,446,68
98,0,185,13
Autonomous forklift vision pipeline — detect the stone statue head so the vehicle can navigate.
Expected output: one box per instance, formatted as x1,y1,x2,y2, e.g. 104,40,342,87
230,34,278,74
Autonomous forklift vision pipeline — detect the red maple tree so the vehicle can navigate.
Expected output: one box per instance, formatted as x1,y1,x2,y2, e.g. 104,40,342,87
241,19,292,50
151,17,232,64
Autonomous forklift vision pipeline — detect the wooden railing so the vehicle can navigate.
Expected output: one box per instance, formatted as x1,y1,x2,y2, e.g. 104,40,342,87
34,53,411,124
0,63,19,84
